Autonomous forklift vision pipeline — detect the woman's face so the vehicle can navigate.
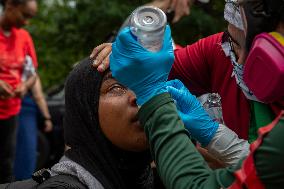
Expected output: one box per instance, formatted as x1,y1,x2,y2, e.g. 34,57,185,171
98,72,148,152
4,0,37,28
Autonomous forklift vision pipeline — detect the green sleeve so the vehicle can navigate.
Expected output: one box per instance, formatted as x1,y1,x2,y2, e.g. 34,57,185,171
138,93,235,189
249,101,275,143
255,117,284,189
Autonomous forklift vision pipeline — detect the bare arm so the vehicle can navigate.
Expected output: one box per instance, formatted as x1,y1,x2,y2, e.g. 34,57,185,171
14,74,37,98
25,74,37,89
31,75,53,132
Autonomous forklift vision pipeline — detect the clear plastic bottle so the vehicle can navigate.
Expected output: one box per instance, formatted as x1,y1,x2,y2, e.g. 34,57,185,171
201,93,224,124
130,6,167,52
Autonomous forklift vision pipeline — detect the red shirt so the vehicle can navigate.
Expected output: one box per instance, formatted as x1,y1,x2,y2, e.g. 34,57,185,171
0,27,38,119
169,32,250,140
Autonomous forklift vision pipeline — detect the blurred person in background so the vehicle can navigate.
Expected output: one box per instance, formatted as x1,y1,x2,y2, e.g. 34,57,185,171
0,0,38,183
14,73,53,180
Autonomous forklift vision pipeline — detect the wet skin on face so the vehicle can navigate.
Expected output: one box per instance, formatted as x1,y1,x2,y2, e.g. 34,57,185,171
98,72,148,152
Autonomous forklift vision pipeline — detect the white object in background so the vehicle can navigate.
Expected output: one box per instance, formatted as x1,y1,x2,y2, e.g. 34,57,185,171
0,5,3,15
22,55,36,81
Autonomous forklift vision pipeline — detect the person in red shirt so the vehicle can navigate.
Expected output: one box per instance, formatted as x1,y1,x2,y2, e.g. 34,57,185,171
169,1,282,142
0,0,38,183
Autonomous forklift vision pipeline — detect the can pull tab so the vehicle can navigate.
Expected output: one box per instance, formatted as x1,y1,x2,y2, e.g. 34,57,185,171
130,6,167,52
143,16,154,25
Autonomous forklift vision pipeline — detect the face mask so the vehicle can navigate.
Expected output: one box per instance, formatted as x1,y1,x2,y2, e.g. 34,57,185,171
222,31,260,102
243,32,284,103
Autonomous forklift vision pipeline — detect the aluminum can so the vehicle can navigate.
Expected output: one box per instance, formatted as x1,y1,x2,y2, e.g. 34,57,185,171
130,6,167,52
199,93,225,124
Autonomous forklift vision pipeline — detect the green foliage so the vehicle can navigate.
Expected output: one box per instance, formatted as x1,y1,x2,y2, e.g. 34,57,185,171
27,0,225,89
171,1,226,45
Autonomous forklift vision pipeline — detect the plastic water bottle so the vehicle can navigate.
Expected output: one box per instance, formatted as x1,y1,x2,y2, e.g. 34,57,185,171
130,6,167,52
199,93,225,124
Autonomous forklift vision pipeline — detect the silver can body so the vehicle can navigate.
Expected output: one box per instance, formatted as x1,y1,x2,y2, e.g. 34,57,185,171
130,6,167,52
199,93,225,124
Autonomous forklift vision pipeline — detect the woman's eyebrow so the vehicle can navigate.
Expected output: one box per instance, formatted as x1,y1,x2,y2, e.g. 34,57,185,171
102,72,114,82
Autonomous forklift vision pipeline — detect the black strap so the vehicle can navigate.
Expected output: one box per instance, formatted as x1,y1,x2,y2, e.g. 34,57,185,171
0,179,38,189
37,175,88,189
0,174,87,189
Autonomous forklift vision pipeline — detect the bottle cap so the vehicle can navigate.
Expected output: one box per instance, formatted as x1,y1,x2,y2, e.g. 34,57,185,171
130,6,166,34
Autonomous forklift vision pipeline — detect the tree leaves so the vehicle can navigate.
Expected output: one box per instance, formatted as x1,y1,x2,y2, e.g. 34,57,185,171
27,0,224,89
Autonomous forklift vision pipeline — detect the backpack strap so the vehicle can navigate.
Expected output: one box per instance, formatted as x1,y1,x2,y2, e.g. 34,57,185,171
0,179,38,189
0,169,88,189
37,174,88,189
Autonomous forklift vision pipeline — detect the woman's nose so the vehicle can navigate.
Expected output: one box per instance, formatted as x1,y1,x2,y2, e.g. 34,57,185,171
128,90,138,106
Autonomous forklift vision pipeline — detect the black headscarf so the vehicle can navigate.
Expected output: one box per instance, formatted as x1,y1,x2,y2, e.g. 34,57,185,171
0,0,4,6
64,58,154,189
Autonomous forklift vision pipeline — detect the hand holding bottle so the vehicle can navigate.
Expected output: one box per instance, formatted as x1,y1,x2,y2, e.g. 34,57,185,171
166,79,219,146
110,25,174,106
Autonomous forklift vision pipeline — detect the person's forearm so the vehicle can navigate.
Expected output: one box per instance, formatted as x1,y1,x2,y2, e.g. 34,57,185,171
206,124,249,167
35,96,51,119
139,93,235,189
32,77,51,119
24,74,37,90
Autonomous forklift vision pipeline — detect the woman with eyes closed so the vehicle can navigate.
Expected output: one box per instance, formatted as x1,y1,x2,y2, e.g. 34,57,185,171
49,58,157,189
0,57,163,189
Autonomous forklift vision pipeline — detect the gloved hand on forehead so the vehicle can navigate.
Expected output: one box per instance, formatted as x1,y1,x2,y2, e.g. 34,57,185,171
166,79,219,146
110,25,174,106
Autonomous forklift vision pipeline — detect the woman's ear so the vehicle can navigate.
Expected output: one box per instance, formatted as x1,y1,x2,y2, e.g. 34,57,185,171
276,21,284,35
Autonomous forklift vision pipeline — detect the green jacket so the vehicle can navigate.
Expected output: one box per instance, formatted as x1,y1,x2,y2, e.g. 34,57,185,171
138,93,284,189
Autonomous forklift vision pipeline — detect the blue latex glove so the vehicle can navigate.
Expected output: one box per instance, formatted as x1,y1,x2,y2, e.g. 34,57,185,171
110,25,174,105
166,79,219,146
